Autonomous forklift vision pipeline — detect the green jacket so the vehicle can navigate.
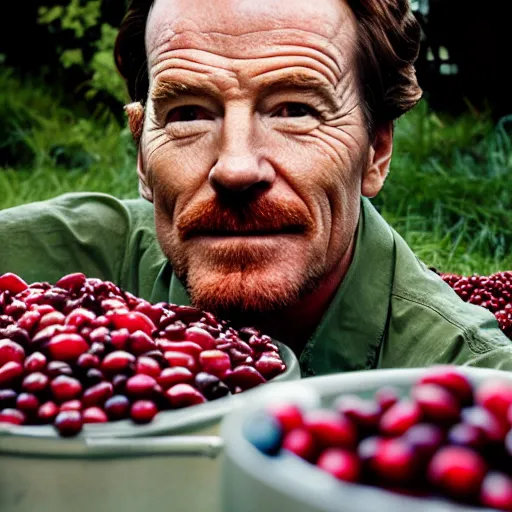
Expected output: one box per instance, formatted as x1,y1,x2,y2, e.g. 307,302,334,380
1,193,511,376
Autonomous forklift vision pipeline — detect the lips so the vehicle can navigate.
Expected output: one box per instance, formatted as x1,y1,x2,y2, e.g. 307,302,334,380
176,197,313,241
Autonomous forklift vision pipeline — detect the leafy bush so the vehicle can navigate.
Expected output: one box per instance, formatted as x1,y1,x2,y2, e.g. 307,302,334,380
37,0,128,116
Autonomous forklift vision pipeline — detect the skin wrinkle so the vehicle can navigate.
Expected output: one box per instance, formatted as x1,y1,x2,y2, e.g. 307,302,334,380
138,0,392,352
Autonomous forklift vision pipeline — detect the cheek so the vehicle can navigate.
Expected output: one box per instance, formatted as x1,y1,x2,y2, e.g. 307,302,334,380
143,130,216,212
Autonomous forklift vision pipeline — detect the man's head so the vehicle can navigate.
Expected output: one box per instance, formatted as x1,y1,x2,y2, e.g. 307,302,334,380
114,0,421,319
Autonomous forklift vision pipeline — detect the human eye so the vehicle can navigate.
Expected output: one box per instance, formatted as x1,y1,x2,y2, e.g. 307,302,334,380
271,102,320,118
166,105,215,123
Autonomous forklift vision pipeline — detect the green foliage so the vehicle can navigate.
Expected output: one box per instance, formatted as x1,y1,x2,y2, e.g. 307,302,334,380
37,0,128,110
86,24,127,105
39,0,101,38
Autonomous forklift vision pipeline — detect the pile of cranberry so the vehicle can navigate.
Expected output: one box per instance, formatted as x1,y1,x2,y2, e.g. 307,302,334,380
440,271,512,339
247,366,512,511
0,272,287,436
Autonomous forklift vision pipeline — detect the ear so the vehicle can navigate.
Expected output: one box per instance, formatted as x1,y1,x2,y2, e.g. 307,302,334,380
361,122,393,198
137,149,153,202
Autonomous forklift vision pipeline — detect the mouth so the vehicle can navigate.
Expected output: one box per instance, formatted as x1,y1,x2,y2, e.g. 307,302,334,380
184,226,305,240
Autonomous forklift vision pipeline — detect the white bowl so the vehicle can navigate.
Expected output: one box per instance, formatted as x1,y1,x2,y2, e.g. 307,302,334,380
220,367,512,512
0,341,300,512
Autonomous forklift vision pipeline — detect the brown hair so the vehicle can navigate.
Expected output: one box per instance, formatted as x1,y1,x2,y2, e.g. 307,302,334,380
114,0,422,133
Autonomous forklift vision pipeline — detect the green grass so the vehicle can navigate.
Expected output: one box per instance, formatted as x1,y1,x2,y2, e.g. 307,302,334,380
1,69,511,276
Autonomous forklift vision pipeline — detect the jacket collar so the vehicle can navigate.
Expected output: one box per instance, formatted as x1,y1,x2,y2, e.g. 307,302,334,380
298,198,396,376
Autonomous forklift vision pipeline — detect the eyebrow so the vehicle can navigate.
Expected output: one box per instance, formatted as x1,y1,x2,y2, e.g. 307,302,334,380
151,73,339,111
151,79,219,102
257,74,339,112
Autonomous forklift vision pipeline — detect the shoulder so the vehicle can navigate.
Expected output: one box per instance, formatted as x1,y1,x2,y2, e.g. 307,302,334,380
385,228,511,366
1,192,134,231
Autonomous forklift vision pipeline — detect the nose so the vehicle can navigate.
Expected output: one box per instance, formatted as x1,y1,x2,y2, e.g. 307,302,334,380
209,107,275,193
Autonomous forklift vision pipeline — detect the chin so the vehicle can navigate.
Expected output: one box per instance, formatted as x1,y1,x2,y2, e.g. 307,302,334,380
184,264,321,318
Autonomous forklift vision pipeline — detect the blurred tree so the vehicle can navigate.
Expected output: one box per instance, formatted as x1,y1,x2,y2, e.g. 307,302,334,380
414,0,511,120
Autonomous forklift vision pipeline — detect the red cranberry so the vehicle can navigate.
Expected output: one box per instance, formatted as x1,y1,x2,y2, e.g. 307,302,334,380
54,410,83,436
476,379,512,421
255,355,285,379
110,311,156,336
128,330,157,355
163,351,198,372
224,365,266,391
0,273,28,294
162,321,187,340
134,302,164,325
158,367,194,389
65,308,96,328
194,372,230,400
281,427,317,462
84,368,104,386
22,372,49,394
46,360,73,377
411,383,460,424
88,327,110,344
165,383,206,408
448,423,486,449
125,374,157,398
199,350,231,376
419,365,473,405
101,298,127,311
38,401,59,423
303,409,356,449
33,304,56,316
55,272,86,292
46,333,88,362
131,399,158,424
370,437,417,483
375,386,400,411
112,374,128,393
17,310,41,334
110,329,130,350
104,395,131,420
50,375,83,402
16,393,40,413
82,381,113,407
156,340,202,357
462,406,508,442
60,400,82,411
135,356,161,378
184,327,216,350
24,351,47,373
380,400,422,436
0,408,25,425
428,446,487,499
5,299,28,319
0,339,25,365
317,448,361,483
0,361,24,385
77,353,100,370
405,423,445,460
101,350,136,374
480,472,512,511
267,403,304,434
82,406,108,423
0,389,17,409
335,395,381,431
38,311,66,330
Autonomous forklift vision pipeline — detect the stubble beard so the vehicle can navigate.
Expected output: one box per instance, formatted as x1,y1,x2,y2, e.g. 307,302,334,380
165,234,327,321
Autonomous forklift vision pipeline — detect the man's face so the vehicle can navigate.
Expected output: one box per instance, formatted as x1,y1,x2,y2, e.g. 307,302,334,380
141,0,388,317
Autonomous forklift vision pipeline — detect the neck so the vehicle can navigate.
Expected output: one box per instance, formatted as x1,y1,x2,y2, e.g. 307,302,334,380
236,235,356,358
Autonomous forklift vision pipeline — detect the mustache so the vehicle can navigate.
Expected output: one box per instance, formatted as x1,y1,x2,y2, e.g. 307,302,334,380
176,197,314,240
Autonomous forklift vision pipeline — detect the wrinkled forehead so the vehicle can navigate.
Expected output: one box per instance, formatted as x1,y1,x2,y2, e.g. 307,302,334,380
145,0,357,65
